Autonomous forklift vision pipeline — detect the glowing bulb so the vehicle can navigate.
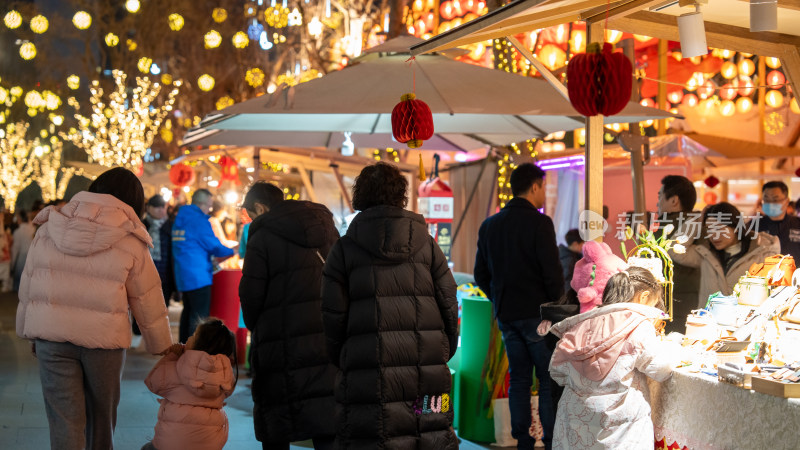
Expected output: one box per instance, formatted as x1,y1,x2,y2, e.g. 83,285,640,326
67,75,80,90
245,68,265,87
224,191,238,205
150,64,161,75
197,74,215,91
105,33,119,47
736,96,753,114
30,15,49,33
204,30,222,49
790,97,800,114
766,57,781,69
720,61,737,79
738,59,755,76
137,57,153,73
570,30,585,54
168,13,184,31
766,90,784,108
682,93,699,107
308,17,323,38
259,31,273,50
19,42,36,60
231,32,248,49
605,29,623,44
52,115,64,126
212,8,228,23
667,90,684,104
4,10,22,29
73,11,92,29
125,0,141,13
719,100,736,117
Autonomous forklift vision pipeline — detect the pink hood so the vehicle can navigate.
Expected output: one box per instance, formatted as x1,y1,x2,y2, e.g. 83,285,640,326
550,303,666,382
146,350,235,450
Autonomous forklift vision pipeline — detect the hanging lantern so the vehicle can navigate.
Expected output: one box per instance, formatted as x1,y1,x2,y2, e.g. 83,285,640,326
719,100,736,117
736,96,753,114
640,98,655,108
766,70,785,89
704,191,718,205
719,83,737,100
736,76,755,96
766,57,781,69
766,90,784,108
73,11,92,29
566,42,632,117
720,61,737,79
169,163,196,187
704,175,720,188
219,156,240,183
667,90,684,104
697,80,715,99
738,58,755,77
682,93,698,107
391,93,434,149
791,97,800,114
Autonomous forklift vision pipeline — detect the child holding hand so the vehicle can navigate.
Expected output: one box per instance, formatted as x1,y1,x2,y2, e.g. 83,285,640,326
142,318,237,450
549,266,678,449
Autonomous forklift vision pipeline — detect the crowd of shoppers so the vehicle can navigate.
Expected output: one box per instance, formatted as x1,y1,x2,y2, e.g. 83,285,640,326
12,161,800,450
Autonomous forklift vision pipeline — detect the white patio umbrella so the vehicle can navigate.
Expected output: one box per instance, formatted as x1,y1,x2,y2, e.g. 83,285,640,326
183,36,673,150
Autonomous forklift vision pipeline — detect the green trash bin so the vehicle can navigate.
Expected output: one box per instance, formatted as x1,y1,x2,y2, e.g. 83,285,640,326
457,296,496,443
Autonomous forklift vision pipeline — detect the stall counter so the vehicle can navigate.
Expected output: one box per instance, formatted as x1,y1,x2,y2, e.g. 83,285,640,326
648,368,800,450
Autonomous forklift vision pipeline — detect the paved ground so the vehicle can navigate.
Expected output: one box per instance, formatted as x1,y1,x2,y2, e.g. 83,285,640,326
0,291,504,449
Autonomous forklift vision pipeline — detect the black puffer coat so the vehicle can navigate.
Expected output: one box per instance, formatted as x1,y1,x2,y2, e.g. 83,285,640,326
239,200,339,445
321,206,459,450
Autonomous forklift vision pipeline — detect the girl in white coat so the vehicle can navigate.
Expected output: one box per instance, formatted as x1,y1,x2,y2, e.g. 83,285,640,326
549,267,677,450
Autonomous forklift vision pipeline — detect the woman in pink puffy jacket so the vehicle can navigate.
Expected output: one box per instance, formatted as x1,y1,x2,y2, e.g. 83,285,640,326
16,167,173,450
142,317,237,450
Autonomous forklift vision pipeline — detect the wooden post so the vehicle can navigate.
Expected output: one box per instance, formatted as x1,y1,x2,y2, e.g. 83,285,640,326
330,163,354,213
586,22,604,241
657,39,668,136
620,38,646,216
759,56,766,189
252,146,261,181
297,165,318,203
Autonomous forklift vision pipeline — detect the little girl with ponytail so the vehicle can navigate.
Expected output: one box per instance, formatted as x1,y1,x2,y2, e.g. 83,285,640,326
548,266,678,449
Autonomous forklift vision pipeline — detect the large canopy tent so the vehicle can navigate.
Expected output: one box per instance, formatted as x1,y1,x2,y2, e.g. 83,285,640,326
410,0,800,239
183,36,672,151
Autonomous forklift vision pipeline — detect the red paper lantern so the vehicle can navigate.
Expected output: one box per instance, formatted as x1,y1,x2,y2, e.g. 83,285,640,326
795,167,800,178
169,163,196,187
704,191,718,205
704,175,720,188
391,93,434,149
566,42,632,117
219,156,240,183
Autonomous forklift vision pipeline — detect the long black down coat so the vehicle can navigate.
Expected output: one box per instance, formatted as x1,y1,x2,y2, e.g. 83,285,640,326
239,200,339,445
321,205,459,450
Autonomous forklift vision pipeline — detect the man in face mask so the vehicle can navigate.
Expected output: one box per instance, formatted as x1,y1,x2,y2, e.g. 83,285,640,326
759,181,800,256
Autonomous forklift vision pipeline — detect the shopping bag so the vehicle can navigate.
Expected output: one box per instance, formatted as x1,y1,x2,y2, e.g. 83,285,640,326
748,254,795,286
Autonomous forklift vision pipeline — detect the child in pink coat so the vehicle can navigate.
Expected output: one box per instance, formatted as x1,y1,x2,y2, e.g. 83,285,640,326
142,318,237,450
549,267,677,449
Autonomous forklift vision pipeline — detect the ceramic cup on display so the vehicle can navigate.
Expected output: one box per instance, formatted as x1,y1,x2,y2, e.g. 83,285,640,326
736,276,769,306
707,297,738,326
685,309,719,341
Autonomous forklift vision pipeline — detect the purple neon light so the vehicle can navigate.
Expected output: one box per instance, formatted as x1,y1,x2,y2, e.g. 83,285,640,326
537,155,585,171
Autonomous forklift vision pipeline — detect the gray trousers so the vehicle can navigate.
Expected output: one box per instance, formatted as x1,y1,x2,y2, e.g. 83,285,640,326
36,339,126,450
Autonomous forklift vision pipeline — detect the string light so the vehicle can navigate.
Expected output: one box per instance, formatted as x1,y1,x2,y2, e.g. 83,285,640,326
105,33,119,47
216,96,235,110
19,42,36,60
73,11,92,29
204,30,222,48
60,70,181,169
197,74,215,91
30,15,49,33
4,10,22,29
137,57,153,73
168,14,184,31
245,68,265,87
125,0,141,13
212,8,228,23
232,32,249,49
0,122,39,211
67,75,80,90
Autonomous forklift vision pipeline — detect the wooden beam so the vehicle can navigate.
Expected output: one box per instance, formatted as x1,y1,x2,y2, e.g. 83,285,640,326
780,44,800,105
582,0,667,24
330,163,354,213
657,39,668,136
586,22,604,241
297,165,319,203
506,36,570,101
610,11,800,57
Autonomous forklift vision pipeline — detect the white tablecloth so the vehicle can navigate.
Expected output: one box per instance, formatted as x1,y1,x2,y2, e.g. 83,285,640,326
648,368,800,450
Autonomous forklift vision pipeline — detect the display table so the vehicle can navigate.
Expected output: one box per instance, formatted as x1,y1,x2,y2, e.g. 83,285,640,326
648,368,800,449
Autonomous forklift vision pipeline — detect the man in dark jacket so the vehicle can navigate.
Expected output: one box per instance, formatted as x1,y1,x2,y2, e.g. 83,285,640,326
656,175,701,332
759,181,800,256
321,162,459,450
239,182,339,450
143,195,175,307
474,163,563,450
